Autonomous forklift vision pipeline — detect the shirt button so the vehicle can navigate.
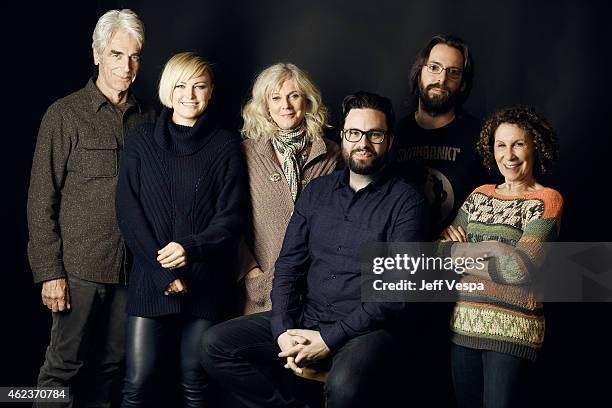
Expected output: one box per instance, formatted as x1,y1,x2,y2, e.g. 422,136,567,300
337,246,341,251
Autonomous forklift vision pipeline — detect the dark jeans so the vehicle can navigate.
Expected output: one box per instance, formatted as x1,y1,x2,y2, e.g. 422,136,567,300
201,311,401,408
451,343,533,408
121,315,215,408
36,273,128,408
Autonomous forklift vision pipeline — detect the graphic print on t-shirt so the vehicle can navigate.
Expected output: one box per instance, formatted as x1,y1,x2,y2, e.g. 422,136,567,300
393,113,485,237
423,167,455,226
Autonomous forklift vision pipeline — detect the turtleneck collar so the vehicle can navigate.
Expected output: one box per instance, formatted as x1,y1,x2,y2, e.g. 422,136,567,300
153,107,217,156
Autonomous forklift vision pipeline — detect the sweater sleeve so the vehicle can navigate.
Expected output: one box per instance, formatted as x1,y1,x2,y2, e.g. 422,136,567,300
435,194,472,258
175,137,248,263
27,103,70,283
115,129,178,292
488,190,564,285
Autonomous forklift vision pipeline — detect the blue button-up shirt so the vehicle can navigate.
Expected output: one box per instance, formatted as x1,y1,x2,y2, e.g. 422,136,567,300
271,167,428,352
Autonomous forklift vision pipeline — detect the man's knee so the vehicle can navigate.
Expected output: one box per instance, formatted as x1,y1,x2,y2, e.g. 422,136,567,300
324,370,362,408
200,322,231,368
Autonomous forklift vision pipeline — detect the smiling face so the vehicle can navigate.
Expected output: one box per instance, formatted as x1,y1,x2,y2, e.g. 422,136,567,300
94,30,141,101
494,123,535,184
341,108,392,175
171,72,214,126
267,79,307,130
418,43,464,114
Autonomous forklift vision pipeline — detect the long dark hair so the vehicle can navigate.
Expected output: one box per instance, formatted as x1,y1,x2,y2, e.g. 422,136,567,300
409,34,474,111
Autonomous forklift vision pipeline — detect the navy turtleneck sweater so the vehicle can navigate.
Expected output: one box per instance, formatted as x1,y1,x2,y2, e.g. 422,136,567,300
116,108,247,319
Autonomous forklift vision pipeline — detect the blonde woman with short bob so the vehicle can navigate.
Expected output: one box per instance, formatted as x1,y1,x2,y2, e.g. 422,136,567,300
116,52,247,407
240,63,342,314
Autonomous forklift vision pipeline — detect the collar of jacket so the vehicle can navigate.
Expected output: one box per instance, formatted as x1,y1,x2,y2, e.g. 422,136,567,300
86,77,143,113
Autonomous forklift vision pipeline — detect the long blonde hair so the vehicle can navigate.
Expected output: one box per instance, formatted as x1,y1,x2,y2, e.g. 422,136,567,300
241,63,328,141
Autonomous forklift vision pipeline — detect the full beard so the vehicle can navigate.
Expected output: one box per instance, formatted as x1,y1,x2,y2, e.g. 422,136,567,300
418,81,457,115
344,147,388,175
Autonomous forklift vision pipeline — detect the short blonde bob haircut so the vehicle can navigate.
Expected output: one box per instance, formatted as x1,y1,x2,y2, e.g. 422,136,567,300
242,63,328,141
158,52,214,108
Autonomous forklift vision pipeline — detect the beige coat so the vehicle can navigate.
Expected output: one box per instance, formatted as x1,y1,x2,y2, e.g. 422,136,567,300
240,135,342,314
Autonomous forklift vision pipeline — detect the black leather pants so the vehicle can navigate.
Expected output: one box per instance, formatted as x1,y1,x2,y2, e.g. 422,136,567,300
121,314,215,407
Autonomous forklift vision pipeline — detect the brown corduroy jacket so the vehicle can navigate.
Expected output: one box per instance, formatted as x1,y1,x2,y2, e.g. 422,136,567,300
27,79,155,284
241,135,342,314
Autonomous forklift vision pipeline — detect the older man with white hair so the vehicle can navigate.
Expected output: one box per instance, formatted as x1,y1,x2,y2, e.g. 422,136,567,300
27,9,155,407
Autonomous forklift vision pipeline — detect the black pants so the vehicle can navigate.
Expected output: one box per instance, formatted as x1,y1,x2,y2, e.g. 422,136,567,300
36,274,128,408
451,343,533,408
121,314,215,408
201,311,402,408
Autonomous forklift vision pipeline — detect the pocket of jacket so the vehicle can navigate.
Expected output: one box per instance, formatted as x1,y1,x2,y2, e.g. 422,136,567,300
77,136,118,178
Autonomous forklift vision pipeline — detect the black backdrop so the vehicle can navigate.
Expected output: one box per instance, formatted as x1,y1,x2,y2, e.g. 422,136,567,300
5,0,612,406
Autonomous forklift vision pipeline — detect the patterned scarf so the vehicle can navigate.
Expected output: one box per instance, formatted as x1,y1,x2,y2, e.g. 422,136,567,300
271,123,308,202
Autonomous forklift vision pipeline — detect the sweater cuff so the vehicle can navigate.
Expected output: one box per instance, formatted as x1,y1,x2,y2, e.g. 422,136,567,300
150,266,179,293
319,322,349,353
487,257,503,283
176,235,201,263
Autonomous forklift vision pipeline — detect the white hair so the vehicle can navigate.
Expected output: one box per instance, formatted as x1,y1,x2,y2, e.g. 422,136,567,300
92,9,144,58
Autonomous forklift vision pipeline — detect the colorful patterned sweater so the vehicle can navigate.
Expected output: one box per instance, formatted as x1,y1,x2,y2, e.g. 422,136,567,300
440,184,563,360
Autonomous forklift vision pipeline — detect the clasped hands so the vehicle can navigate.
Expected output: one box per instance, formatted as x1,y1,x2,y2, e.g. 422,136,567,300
157,241,188,296
277,329,330,375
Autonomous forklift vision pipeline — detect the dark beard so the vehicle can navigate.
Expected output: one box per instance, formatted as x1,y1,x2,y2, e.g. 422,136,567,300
418,81,457,115
344,148,388,175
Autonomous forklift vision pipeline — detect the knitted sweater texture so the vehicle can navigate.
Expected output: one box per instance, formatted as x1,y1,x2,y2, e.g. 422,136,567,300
116,108,247,319
440,184,563,360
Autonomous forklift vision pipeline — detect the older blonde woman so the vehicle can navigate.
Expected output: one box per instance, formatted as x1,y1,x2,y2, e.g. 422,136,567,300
240,63,341,314
116,52,246,407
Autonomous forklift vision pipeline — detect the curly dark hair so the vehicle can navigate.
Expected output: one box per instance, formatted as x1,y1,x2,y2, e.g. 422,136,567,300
477,105,559,175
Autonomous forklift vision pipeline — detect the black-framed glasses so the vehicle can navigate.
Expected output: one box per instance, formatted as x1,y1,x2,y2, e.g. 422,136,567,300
424,62,463,79
341,128,388,144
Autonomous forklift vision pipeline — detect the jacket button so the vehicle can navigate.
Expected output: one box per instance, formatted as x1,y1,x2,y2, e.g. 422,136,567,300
269,172,282,182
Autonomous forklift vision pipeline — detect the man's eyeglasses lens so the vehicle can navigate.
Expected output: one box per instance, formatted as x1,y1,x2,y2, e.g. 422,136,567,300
425,62,462,78
343,129,386,144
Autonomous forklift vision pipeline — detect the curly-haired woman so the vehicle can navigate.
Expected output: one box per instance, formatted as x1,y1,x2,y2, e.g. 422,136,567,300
439,105,564,408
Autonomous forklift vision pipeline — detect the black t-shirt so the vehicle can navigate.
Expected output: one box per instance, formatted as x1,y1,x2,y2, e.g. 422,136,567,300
391,112,487,238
